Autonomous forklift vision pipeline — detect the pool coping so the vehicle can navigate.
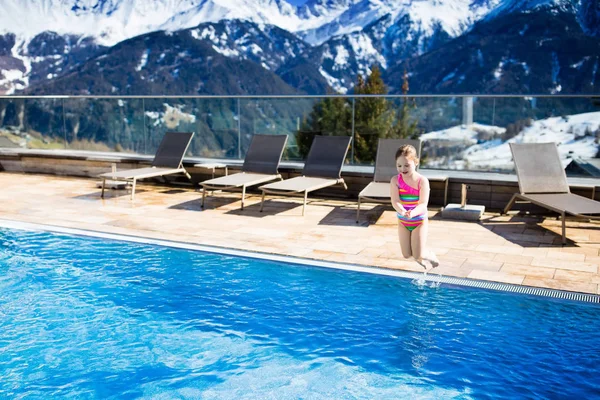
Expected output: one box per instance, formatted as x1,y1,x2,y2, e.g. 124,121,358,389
2,218,599,304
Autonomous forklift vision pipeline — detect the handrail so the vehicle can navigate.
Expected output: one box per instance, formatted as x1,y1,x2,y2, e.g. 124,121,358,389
0,94,599,99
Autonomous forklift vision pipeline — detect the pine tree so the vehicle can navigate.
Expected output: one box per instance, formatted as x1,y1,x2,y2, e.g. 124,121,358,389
296,66,421,163
296,94,351,158
353,65,395,163
391,70,420,139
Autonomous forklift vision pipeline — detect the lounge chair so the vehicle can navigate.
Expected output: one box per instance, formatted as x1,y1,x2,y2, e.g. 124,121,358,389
504,142,600,244
259,135,352,215
99,131,194,201
200,134,288,209
356,138,422,222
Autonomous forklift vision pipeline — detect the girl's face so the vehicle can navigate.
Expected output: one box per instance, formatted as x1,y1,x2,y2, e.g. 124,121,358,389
396,155,417,175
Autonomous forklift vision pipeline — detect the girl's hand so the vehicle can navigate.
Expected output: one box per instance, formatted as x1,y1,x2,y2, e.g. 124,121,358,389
405,209,412,218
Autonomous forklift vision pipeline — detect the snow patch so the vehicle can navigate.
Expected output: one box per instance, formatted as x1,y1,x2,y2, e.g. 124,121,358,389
318,66,347,94
141,104,197,128
212,45,239,57
493,61,504,80
135,49,149,72
247,43,263,55
421,123,505,144
347,33,385,69
333,45,349,68
571,56,590,69
493,58,530,79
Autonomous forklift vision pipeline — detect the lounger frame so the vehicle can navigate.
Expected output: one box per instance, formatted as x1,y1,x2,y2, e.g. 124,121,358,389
259,135,351,216
199,134,288,210
99,131,194,201
504,142,600,244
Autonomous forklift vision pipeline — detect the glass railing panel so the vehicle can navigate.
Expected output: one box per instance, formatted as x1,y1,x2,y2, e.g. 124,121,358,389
0,98,64,149
386,96,462,169
143,97,238,158
295,96,353,162
240,97,323,162
2,95,599,174
469,96,600,172
351,96,393,165
62,98,146,153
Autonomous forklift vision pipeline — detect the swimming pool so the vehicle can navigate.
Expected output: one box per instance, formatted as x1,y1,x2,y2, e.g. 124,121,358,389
1,222,599,398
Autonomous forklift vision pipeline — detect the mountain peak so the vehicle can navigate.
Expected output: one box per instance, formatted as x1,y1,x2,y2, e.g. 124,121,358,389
0,0,302,46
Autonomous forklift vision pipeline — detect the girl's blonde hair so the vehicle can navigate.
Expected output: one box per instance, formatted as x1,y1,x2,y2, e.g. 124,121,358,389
395,144,419,165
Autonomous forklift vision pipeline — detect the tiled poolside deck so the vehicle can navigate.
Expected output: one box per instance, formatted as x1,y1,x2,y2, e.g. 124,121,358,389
1,172,600,295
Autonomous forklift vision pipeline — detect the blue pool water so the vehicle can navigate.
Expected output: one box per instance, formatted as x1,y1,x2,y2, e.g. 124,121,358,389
1,227,600,399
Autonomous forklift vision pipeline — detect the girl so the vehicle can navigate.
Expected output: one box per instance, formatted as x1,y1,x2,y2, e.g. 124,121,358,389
390,144,439,270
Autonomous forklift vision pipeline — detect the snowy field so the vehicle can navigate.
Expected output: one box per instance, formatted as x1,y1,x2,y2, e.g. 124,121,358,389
421,112,600,171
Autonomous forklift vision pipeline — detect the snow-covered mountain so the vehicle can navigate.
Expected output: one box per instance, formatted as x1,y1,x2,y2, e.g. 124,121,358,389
299,0,501,45
0,32,106,94
0,0,302,46
22,24,303,96
0,0,599,95
483,0,578,20
0,0,503,47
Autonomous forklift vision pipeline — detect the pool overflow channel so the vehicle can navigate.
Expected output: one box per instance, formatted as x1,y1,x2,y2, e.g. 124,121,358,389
0,219,598,304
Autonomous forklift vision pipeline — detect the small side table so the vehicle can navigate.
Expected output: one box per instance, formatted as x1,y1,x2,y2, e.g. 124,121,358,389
194,163,228,179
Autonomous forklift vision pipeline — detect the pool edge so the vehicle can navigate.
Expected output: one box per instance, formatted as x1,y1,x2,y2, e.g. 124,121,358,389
1,218,599,304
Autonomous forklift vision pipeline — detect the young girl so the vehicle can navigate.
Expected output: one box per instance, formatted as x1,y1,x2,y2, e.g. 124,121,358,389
390,144,439,270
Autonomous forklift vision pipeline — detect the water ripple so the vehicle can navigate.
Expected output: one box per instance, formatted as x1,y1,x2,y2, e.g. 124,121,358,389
1,227,600,398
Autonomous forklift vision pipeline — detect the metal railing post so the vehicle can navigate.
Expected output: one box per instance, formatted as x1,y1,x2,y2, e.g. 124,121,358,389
351,97,355,164
237,98,241,159
142,98,147,154
62,98,67,149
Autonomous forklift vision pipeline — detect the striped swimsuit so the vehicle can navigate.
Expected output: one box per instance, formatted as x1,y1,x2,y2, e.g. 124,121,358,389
397,174,425,231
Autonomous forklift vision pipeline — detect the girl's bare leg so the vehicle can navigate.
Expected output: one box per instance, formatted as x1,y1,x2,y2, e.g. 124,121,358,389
397,223,413,259
398,223,427,269
411,220,439,269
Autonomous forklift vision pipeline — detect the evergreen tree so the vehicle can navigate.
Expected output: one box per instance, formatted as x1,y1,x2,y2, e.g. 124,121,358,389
296,65,421,163
390,70,420,139
296,94,351,158
353,65,395,163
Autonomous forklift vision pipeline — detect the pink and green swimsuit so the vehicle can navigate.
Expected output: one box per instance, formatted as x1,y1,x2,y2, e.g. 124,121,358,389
397,174,425,231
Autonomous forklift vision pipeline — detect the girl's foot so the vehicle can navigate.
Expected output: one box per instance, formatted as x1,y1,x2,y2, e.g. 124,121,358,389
415,258,427,270
420,253,439,269
428,253,440,269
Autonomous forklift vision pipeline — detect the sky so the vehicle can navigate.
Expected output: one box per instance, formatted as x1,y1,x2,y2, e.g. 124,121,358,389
287,0,307,5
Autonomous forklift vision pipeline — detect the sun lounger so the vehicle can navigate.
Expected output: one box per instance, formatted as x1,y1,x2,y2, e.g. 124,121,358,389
356,138,421,222
199,134,288,209
98,131,194,201
504,142,600,244
259,135,351,215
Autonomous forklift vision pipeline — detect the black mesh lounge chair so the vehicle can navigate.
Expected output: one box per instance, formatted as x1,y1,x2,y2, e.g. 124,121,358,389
356,138,422,222
504,142,600,244
259,135,352,216
200,134,288,209
98,131,194,201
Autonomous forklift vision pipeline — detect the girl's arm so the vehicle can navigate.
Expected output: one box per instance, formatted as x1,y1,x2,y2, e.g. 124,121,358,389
390,176,407,215
408,176,430,217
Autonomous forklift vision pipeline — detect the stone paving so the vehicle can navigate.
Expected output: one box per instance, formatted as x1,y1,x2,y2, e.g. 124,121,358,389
1,172,600,295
